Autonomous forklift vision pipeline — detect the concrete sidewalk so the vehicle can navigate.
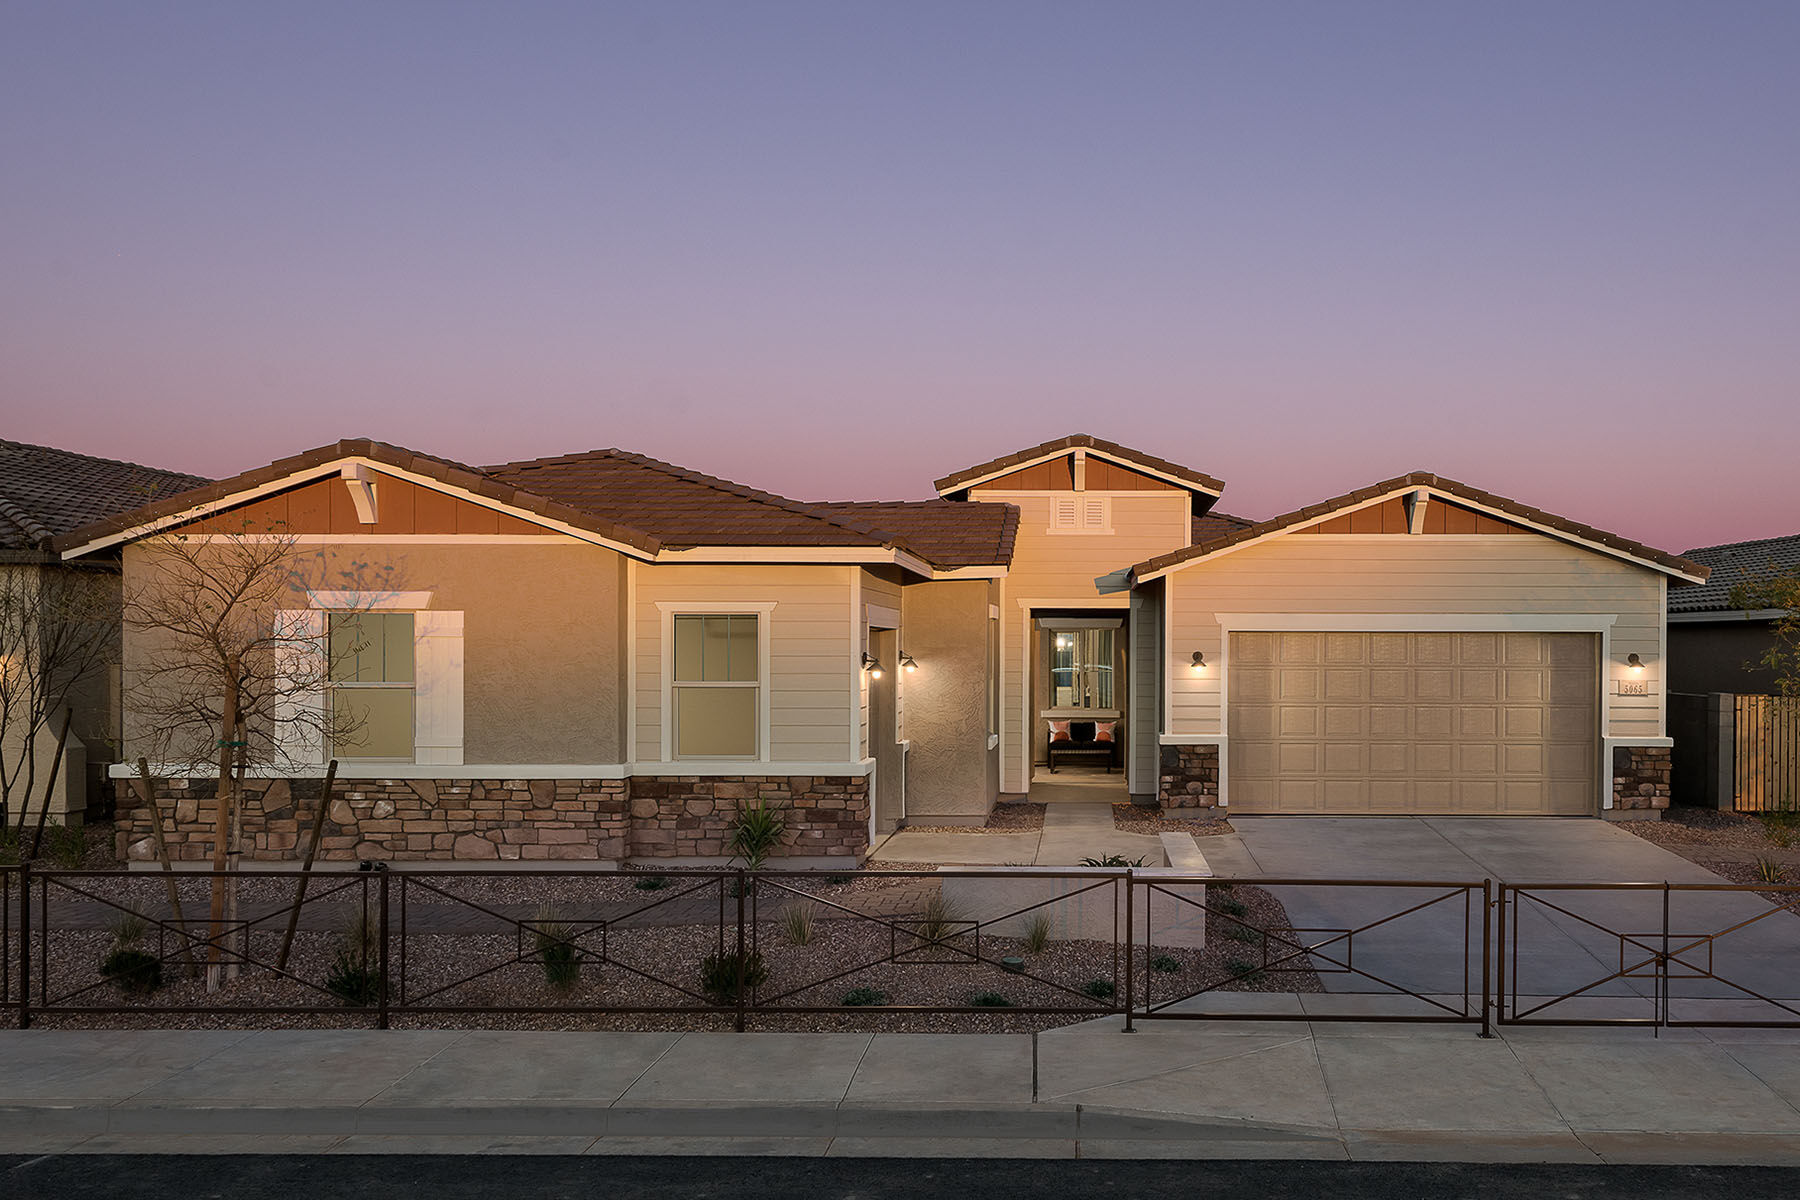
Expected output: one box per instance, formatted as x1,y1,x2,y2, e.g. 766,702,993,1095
5,1017,1800,1161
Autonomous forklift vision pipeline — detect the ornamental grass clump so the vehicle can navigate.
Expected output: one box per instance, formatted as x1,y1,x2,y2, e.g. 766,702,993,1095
913,891,967,948
700,949,768,1004
532,907,583,991
325,908,383,1007
780,900,818,946
1022,912,1052,954
99,912,161,997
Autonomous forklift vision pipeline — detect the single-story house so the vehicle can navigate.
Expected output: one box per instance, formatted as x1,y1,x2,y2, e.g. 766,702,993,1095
54,434,1708,866
0,440,206,826
1667,533,1798,695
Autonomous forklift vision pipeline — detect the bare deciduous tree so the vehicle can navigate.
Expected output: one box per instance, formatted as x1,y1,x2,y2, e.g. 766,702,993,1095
124,521,401,988
0,565,117,841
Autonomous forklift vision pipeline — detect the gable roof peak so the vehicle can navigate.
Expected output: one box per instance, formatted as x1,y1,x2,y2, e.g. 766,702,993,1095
932,433,1225,497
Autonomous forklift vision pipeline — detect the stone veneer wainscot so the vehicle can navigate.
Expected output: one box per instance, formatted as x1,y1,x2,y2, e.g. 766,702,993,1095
115,774,869,864
1611,745,1672,811
1158,743,1220,808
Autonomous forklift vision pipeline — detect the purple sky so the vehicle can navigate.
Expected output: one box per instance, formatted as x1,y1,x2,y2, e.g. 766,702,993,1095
4,2,1796,552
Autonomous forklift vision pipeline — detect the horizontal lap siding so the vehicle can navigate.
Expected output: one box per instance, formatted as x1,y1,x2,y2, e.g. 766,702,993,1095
973,491,1191,793
1167,537,1665,740
633,564,853,762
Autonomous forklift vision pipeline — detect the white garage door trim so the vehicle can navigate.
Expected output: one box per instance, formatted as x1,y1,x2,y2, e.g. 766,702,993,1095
1217,614,1617,811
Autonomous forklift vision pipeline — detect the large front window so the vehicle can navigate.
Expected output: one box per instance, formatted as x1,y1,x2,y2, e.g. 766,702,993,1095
673,613,759,758
329,611,415,760
1049,627,1115,710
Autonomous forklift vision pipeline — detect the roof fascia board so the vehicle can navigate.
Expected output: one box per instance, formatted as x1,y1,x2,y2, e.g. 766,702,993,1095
942,446,1222,498
58,456,659,562
1667,609,1786,624
1132,484,1707,585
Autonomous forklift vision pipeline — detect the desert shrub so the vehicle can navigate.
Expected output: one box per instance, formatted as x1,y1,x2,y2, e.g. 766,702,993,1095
100,948,162,996
1022,912,1052,954
0,827,18,866
1079,854,1147,868
728,799,787,871
46,824,86,868
969,991,1013,1007
700,949,768,1003
841,987,889,1007
1755,856,1785,885
914,891,967,946
1082,978,1116,999
532,908,583,990
1223,921,1261,944
633,874,669,891
1224,957,1266,985
1213,895,1249,918
780,901,818,946
1149,954,1182,974
822,874,853,886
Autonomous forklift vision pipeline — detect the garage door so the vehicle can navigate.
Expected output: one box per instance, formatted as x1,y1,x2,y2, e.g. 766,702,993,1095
1228,631,1597,815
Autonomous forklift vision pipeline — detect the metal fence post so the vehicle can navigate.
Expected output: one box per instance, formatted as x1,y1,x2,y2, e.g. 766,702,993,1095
1480,879,1492,1038
735,869,748,1033
16,863,28,1030
1659,881,1670,1037
377,867,390,1031
1122,868,1135,1033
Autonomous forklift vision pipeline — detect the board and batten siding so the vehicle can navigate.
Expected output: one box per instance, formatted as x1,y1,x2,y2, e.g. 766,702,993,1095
1165,535,1666,742
971,489,1192,794
633,564,855,764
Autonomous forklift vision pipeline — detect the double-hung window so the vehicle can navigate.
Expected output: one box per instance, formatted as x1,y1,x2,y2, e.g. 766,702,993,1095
328,611,416,760
672,614,760,758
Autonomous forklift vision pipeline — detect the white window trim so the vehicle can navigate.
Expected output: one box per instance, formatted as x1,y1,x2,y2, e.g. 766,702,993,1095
657,602,777,763
309,590,433,610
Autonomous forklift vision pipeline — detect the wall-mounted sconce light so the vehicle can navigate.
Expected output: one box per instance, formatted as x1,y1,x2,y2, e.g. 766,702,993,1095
1626,653,1645,674
862,652,883,679
1190,650,1207,673
899,652,918,674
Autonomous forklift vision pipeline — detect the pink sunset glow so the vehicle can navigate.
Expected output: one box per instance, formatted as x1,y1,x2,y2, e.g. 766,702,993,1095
3,3,1796,552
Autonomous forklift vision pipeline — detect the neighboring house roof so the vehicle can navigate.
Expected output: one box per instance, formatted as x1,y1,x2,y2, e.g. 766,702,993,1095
53,439,667,558
933,434,1225,497
810,500,1020,569
0,439,208,561
1130,472,1709,585
1192,511,1255,543
1670,534,1800,615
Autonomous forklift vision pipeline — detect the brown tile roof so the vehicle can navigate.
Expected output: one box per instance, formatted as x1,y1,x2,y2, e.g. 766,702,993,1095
484,449,934,557
933,434,1225,495
53,439,665,556
1671,533,1800,613
811,500,1019,568
1130,472,1709,584
1,440,208,560
1192,511,1255,543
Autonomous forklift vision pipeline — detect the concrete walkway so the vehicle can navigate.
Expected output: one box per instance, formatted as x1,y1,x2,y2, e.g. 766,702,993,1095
869,802,1164,868
5,1020,1800,1160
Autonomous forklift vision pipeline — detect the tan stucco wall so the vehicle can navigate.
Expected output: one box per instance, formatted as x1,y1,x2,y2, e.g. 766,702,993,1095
899,579,998,819
120,540,626,767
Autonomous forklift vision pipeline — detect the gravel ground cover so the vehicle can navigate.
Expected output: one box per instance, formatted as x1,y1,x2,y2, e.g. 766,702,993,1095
6,869,1318,1033
896,801,1046,835
1112,803,1234,838
1619,807,1800,859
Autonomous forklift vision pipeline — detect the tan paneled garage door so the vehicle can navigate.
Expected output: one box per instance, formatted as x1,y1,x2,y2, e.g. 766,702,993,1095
1229,631,1598,815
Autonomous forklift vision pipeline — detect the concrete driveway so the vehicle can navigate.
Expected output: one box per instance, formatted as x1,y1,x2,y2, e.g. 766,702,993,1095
1218,817,1800,1021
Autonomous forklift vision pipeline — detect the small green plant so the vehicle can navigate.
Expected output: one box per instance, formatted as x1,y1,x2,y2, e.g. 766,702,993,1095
1210,881,1235,894
728,798,787,871
1150,953,1182,974
1082,977,1116,999
531,907,583,991
822,874,853,886
0,827,18,866
633,874,669,891
1214,895,1249,918
969,991,1013,1007
99,910,161,996
700,949,768,1003
913,890,967,946
1022,912,1052,954
1223,921,1261,944
1224,957,1266,985
1079,853,1147,868
325,908,383,1007
841,987,889,1007
1755,856,1785,885
780,900,818,946
1759,814,1798,849
45,824,86,869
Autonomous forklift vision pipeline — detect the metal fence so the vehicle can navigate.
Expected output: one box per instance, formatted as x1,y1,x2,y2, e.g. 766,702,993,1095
8,864,1795,1035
